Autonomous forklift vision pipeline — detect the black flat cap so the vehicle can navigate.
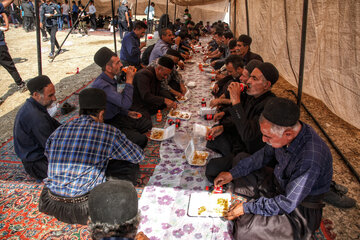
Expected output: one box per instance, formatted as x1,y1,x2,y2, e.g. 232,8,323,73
89,180,138,225
94,47,117,68
245,59,262,75
79,88,106,110
263,97,300,126
158,56,175,70
27,75,52,94
256,62,279,86
238,34,252,46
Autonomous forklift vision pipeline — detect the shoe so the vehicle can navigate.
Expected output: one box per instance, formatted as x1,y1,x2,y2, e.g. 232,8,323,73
17,82,27,92
323,189,356,208
0,98,4,105
89,28,95,32
42,37,49,42
48,53,55,59
330,181,348,195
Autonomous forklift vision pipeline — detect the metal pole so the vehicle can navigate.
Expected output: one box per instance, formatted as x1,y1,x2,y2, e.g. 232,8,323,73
174,4,176,23
145,0,150,43
134,0,137,20
111,0,117,53
34,0,42,75
165,0,168,28
245,0,249,36
51,0,92,62
234,0,236,36
297,0,309,107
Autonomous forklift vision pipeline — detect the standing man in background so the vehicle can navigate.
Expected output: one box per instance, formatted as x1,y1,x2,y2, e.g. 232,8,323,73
61,0,70,29
88,0,96,31
71,0,78,30
40,0,61,59
117,0,129,41
144,2,154,34
0,0,27,98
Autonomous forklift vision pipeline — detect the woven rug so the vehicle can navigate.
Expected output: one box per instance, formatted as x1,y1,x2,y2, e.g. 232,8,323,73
0,79,335,239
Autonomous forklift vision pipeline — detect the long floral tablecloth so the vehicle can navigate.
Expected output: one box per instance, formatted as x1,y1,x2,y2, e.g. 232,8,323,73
138,46,237,240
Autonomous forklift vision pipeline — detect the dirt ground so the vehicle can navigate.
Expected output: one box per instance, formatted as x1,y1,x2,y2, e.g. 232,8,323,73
1,27,359,239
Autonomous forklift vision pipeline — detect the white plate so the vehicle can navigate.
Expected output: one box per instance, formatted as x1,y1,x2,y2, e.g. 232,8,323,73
188,192,231,217
187,81,196,89
149,125,176,141
168,110,192,120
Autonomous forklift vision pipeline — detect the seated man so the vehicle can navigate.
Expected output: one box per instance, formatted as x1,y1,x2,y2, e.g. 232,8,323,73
13,75,60,180
88,180,149,240
206,62,278,181
92,47,151,149
214,97,333,239
39,88,144,225
237,34,263,65
149,48,186,99
209,54,245,109
120,20,147,68
149,28,175,63
131,56,177,117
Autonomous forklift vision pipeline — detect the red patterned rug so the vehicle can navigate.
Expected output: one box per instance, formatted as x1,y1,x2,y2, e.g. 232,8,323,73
0,80,335,239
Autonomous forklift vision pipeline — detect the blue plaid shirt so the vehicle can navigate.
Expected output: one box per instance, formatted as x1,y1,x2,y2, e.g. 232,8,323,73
44,115,144,197
230,122,333,216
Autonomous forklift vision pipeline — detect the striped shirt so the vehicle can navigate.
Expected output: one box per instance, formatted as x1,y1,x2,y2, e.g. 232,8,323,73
230,122,333,216
44,115,144,197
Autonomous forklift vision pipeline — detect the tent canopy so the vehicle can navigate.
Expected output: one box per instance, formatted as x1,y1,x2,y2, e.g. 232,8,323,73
90,0,359,129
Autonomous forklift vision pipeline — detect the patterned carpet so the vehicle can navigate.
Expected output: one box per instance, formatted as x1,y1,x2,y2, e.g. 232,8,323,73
0,80,334,239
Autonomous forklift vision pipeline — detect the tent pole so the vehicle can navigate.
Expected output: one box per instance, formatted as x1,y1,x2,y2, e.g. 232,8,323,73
111,0,117,53
145,0,151,43
34,0,42,75
245,0,249,35
233,0,236,36
297,0,308,107
134,0,137,20
165,0,168,28
174,4,176,23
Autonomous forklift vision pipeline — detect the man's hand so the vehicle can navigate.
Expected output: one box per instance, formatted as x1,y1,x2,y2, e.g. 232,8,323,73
128,111,142,119
207,125,224,140
135,231,150,240
228,82,242,106
213,112,225,122
140,42,146,49
178,61,185,70
203,56,208,62
40,22,43,28
164,98,177,109
212,83,219,93
210,60,217,67
125,66,136,85
224,202,245,220
210,98,221,108
214,171,233,187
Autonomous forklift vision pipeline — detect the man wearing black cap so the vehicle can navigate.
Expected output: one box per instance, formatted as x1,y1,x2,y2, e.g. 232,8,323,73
92,47,151,149
149,48,186,99
39,88,144,225
88,180,149,240
206,62,278,181
237,34,263,65
13,75,60,180
214,97,333,239
131,56,177,117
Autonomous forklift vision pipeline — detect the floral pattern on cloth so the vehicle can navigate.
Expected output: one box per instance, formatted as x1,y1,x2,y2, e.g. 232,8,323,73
138,48,237,240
